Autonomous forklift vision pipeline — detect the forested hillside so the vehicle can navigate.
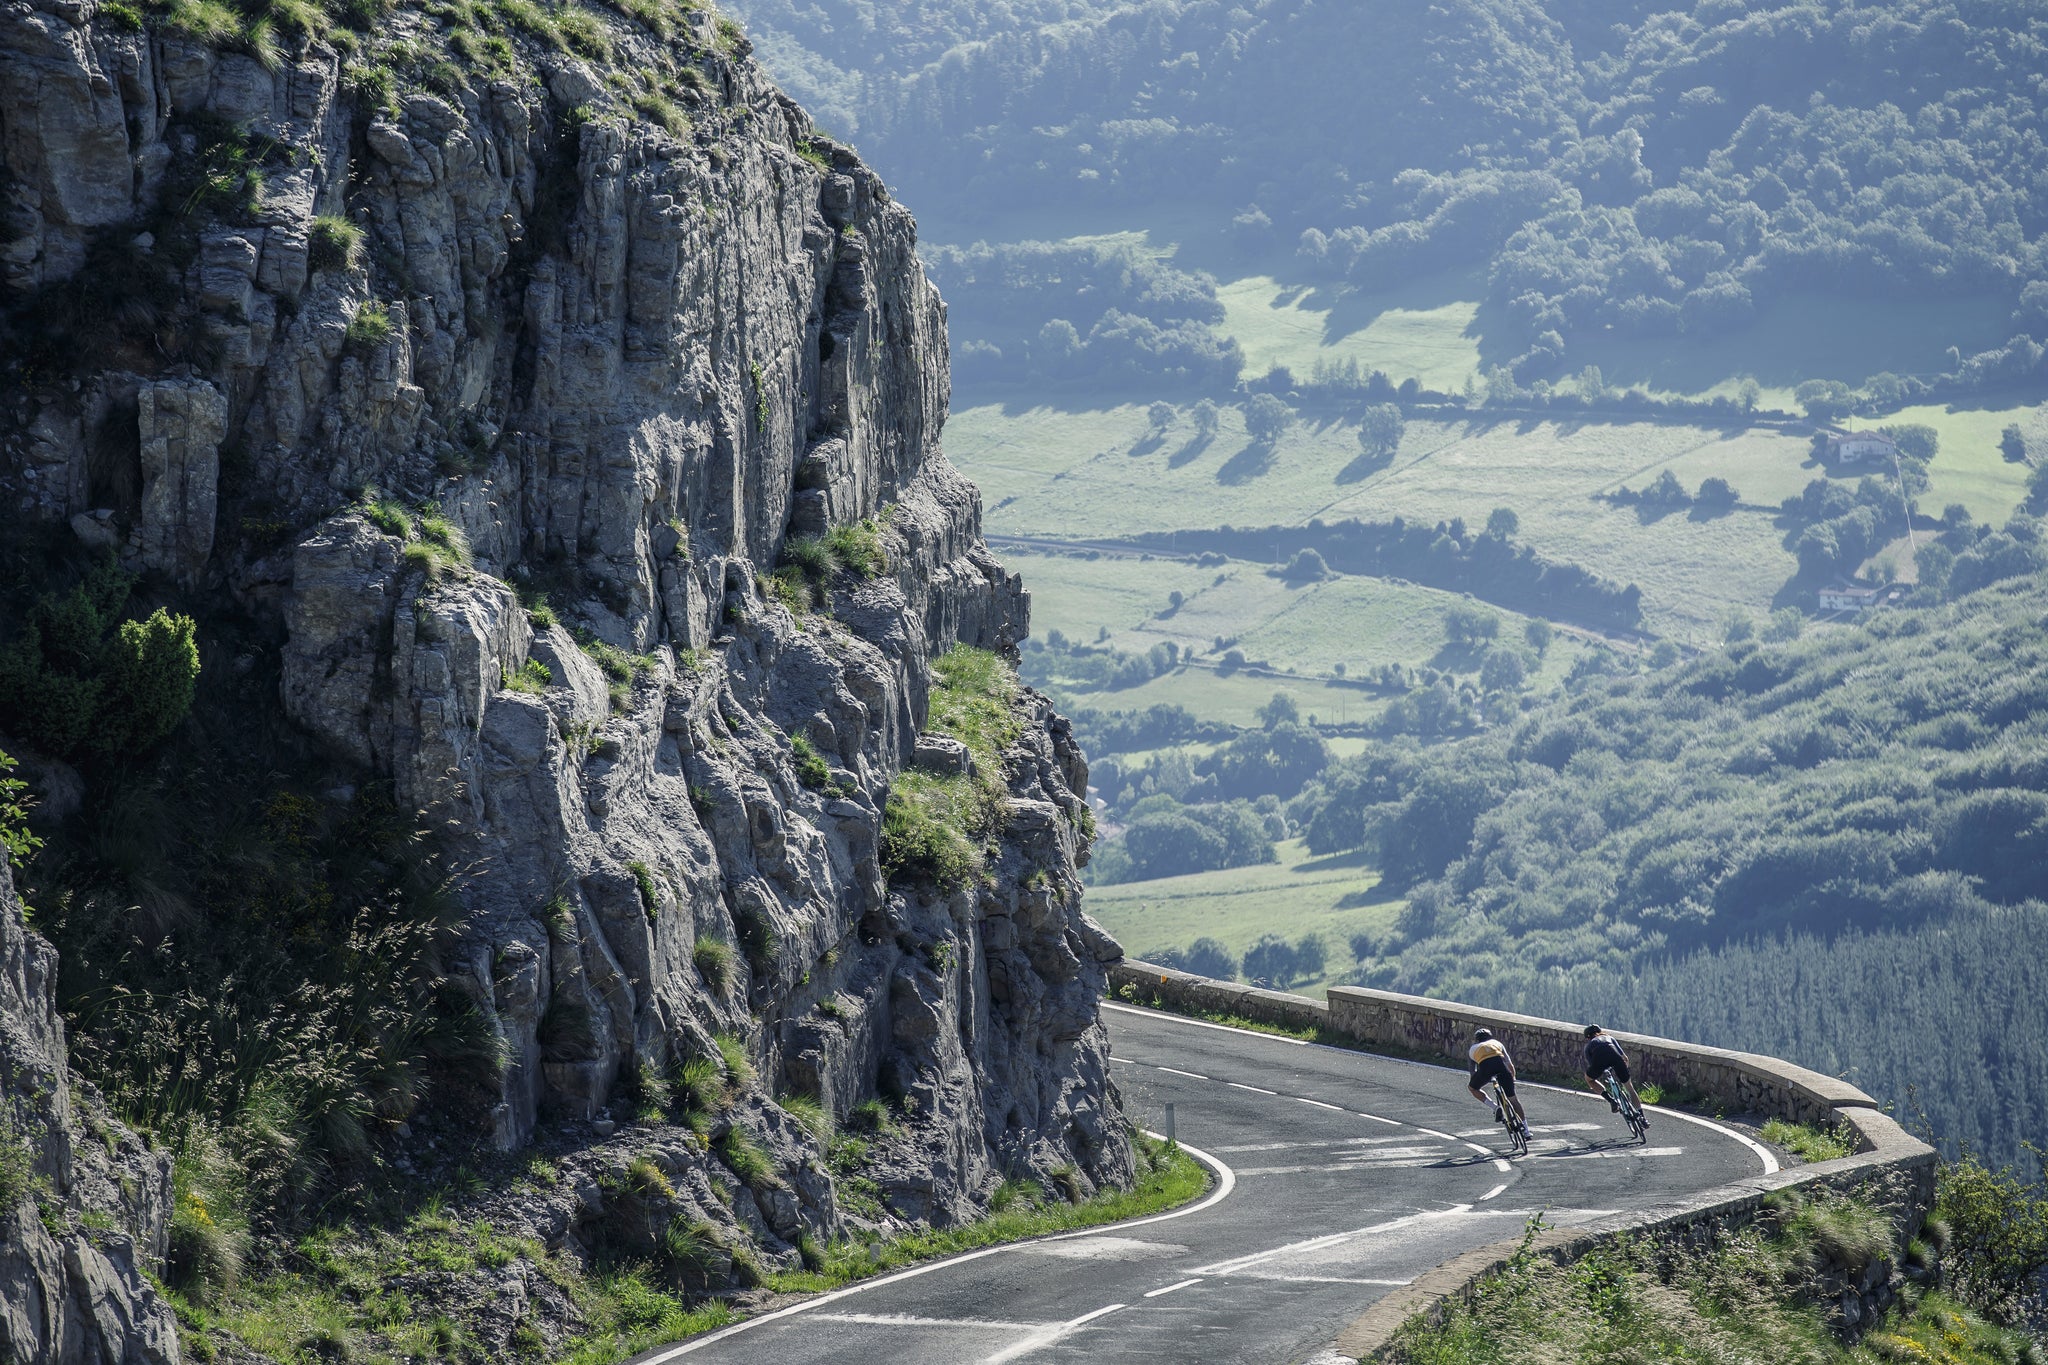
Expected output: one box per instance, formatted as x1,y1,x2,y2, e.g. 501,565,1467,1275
1287,560,2048,1163
732,0,2048,402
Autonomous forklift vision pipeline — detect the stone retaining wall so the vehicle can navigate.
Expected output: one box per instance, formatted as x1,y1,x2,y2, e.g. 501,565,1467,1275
1105,960,1938,1361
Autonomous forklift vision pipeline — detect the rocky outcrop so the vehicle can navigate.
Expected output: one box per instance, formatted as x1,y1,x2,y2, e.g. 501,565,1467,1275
0,0,1128,1306
0,858,180,1364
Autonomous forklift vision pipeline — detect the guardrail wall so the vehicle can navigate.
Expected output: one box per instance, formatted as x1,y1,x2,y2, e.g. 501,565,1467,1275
1105,960,1938,1361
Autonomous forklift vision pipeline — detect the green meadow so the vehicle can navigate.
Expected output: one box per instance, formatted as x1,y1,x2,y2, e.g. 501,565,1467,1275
954,404,1812,639
1083,838,1402,999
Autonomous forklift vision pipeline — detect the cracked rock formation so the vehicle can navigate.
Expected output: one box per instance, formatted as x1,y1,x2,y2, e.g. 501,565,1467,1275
0,857,180,1364
0,0,1130,1331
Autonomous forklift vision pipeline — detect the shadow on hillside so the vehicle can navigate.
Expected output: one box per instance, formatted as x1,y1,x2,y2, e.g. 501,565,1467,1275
1128,431,1167,458
1337,449,1392,483
1217,440,1278,484
1168,432,1215,468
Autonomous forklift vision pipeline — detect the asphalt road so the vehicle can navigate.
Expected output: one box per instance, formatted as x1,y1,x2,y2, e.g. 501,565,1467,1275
640,1002,1777,1365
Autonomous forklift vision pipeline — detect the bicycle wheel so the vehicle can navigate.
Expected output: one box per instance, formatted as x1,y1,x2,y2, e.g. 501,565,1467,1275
1628,1106,1647,1143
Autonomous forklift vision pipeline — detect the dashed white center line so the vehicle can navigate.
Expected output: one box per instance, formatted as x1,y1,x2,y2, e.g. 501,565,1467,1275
1109,1057,1136,1065
1155,1066,1208,1080
1142,1278,1203,1299
1356,1111,1401,1125
1297,1098,1345,1112
1494,1159,1514,1173
1228,1082,1278,1095
1479,1182,1509,1201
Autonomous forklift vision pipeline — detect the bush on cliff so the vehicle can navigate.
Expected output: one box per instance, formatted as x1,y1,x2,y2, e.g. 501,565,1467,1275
882,647,1021,891
0,556,200,761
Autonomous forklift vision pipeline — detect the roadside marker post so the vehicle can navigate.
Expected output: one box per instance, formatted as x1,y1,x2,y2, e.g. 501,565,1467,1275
1165,1103,1177,1144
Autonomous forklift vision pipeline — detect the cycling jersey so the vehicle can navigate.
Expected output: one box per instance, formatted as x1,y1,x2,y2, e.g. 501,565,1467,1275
1584,1035,1630,1083
1469,1039,1515,1097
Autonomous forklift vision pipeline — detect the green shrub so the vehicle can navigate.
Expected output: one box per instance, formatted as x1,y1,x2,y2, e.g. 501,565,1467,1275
823,519,888,578
789,733,832,790
1760,1118,1854,1164
503,659,552,694
673,1056,726,1118
1937,1152,2048,1321
777,1093,832,1143
344,301,394,350
881,777,985,890
0,1114,36,1211
762,567,810,614
713,1033,754,1092
692,937,735,990
0,751,43,868
660,1218,724,1277
307,215,364,272
553,3,610,57
714,1128,778,1187
0,560,200,761
626,860,659,922
101,0,144,30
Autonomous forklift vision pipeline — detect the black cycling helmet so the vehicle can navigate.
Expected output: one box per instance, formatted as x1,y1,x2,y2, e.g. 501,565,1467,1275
1583,1024,1603,1038
1472,1028,1493,1042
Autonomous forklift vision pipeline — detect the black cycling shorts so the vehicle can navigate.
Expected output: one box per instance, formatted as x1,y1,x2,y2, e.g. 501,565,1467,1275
1471,1055,1515,1097
1588,1059,1632,1085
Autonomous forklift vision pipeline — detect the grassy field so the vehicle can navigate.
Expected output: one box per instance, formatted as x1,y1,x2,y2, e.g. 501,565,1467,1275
1214,275,1483,394
1047,661,1380,729
1845,399,2048,521
1012,548,1596,685
955,404,1814,639
1085,837,1401,997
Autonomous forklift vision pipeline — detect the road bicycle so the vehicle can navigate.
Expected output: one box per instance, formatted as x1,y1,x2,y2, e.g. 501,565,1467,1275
1490,1079,1531,1157
1597,1069,1649,1143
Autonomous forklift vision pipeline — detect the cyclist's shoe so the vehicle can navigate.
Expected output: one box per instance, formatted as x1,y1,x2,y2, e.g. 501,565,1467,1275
1608,1100,1621,1113
1492,1106,1505,1125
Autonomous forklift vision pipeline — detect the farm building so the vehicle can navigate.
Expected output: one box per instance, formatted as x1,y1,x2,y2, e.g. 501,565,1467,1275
1818,429,1900,467
1817,583,1894,611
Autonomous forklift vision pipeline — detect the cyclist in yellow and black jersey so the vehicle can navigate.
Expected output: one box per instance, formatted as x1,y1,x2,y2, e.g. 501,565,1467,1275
1467,1029,1528,1129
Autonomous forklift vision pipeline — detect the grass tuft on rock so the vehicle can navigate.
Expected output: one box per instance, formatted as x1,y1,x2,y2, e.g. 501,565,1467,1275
881,645,1021,890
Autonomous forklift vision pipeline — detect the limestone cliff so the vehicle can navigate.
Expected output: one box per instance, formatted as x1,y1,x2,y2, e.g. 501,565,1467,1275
0,858,180,1363
0,0,1127,1347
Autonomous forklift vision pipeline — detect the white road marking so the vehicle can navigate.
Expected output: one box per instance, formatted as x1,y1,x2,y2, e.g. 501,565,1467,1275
1413,1127,1458,1141
1192,1206,1472,1277
1109,1056,1136,1065
1529,1146,1685,1161
1639,1105,1780,1174
1479,1183,1508,1201
1493,1159,1513,1173
1297,1098,1346,1111
1155,1066,1209,1080
1251,1274,1414,1286
1103,999,1309,1043
1228,1082,1278,1095
1356,1111,1402,1125
1213,1136,1428,1152
1143,1278,1203,1298
638,1137,1236,1360
980,1302,1128,1364
810,1313,1045,1330
1236,1158,1454,1175
1457,1123,1600,1137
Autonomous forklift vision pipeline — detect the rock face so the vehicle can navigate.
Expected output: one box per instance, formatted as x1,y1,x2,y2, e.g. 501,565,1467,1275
0,858,181,1364
0,0,1128,1302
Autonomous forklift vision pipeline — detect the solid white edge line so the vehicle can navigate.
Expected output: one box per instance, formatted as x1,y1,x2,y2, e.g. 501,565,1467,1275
1143,1278,1203,1298
629,1135,1238,1362
1103,998,1311,1043
1298,1098,1345,1111
1356,1112,1401,1125
1479,1183,1508,1201
1228,1082,1278,1095
1067,1303,1128,1326
1156,1066,1209,1080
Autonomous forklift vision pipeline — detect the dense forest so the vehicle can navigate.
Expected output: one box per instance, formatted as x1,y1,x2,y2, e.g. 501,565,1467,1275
732,0,2048,397
1270,556,2048,1163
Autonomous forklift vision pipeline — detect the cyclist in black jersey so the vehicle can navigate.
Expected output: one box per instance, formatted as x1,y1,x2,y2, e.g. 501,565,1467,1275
1581,1024,1646,1125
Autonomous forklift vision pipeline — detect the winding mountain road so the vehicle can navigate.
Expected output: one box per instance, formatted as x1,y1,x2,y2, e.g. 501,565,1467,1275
640,1002,1777,1365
